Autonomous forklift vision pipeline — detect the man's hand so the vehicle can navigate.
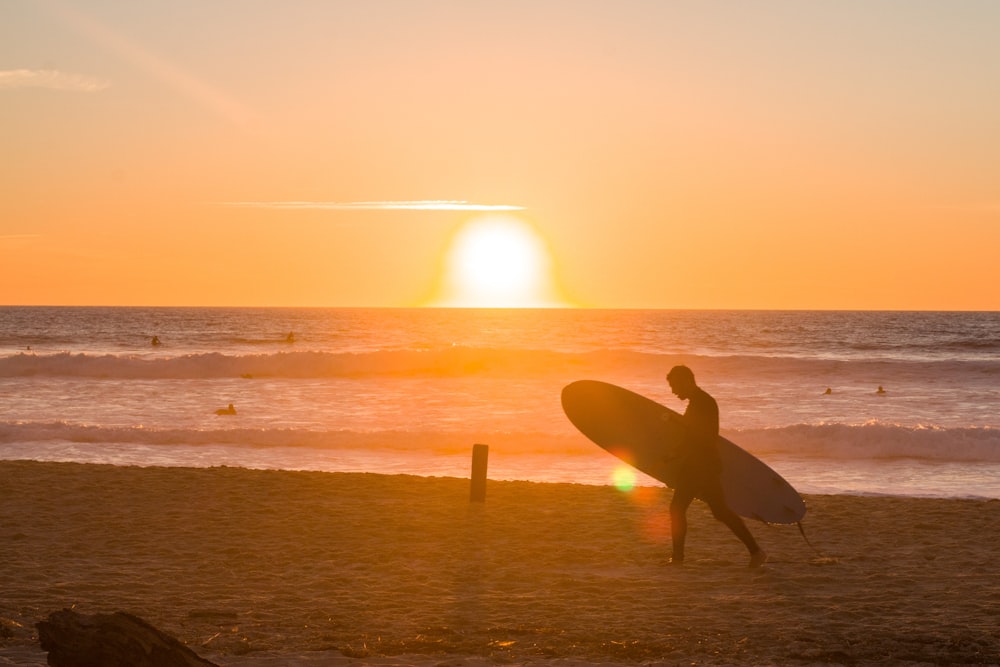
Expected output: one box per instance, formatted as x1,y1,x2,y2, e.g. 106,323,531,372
661,411,681,426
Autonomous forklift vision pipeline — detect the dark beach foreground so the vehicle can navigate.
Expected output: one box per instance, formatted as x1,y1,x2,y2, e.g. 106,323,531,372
1,461,998,666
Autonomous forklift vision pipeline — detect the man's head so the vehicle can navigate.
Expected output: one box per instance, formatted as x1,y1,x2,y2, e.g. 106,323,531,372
666,365,696,400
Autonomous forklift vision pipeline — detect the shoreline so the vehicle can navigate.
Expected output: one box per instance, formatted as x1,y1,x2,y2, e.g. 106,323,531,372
3,448,998,502
2,461,999,665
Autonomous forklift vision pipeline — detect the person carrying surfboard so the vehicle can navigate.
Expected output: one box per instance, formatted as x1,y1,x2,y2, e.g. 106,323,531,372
665,365,768,568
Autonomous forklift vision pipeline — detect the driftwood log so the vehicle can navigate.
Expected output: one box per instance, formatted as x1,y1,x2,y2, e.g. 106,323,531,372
37,609,218,667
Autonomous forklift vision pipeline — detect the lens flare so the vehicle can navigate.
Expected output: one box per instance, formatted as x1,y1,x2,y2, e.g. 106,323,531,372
611,464,637,492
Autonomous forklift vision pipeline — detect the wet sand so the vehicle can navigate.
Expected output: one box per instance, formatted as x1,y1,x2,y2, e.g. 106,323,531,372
1,461,998,665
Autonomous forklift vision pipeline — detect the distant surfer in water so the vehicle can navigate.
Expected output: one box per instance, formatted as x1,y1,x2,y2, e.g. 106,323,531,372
665,365,767,568
215,403,237,416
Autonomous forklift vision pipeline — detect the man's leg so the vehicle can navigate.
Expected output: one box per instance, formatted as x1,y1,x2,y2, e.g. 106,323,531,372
701,482,767,566
669,487,695,563
710,501,760,553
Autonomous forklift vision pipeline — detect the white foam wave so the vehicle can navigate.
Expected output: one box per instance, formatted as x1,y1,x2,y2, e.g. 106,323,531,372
3,349,998,380
2,420,998,463
733,422,1000,462
0,421,582,455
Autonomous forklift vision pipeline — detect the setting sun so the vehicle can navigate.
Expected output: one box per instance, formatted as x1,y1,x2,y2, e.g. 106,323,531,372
430,215,568,308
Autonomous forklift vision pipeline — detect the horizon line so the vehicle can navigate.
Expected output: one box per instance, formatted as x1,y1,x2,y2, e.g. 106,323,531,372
218,200,526,212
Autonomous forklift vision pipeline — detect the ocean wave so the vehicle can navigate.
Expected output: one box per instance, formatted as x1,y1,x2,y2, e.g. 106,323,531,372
3,349,998,380
0,421,584,455
732,422,1000,462
0,349,586,379
2,420,998,463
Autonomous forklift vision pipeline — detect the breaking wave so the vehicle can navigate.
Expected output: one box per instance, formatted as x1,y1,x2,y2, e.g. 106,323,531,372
2,420,998,463
3,349,998,380
732,422,1000,462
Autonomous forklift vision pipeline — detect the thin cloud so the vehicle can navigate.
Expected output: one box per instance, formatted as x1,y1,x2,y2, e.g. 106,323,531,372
0,68,110,92
220,201,526,212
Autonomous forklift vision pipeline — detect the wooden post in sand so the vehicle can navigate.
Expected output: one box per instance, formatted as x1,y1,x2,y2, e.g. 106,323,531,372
470,443,489,502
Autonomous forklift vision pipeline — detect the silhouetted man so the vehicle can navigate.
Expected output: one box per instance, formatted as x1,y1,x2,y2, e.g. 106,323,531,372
665,365,767,568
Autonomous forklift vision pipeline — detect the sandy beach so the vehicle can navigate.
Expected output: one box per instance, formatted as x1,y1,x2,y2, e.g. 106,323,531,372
1,461,998,666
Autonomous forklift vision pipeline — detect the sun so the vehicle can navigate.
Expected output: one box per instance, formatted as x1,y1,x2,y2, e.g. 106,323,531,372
431,215,568,307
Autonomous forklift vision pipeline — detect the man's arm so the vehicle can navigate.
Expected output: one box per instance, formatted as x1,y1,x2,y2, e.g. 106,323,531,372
681,389,719,442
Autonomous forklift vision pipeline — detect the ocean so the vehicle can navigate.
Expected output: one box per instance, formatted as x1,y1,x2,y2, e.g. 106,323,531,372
1,307,998,499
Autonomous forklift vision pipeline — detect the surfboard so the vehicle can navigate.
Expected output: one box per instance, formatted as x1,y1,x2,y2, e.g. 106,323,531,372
561,380,805,524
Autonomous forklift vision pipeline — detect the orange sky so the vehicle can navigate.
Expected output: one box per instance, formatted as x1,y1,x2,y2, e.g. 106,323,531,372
2,1,999,309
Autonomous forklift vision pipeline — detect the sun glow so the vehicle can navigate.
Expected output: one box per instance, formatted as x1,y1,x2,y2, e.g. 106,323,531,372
431,215,568,308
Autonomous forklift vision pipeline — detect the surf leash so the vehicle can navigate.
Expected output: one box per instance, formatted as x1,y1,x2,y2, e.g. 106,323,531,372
796,520,831,560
